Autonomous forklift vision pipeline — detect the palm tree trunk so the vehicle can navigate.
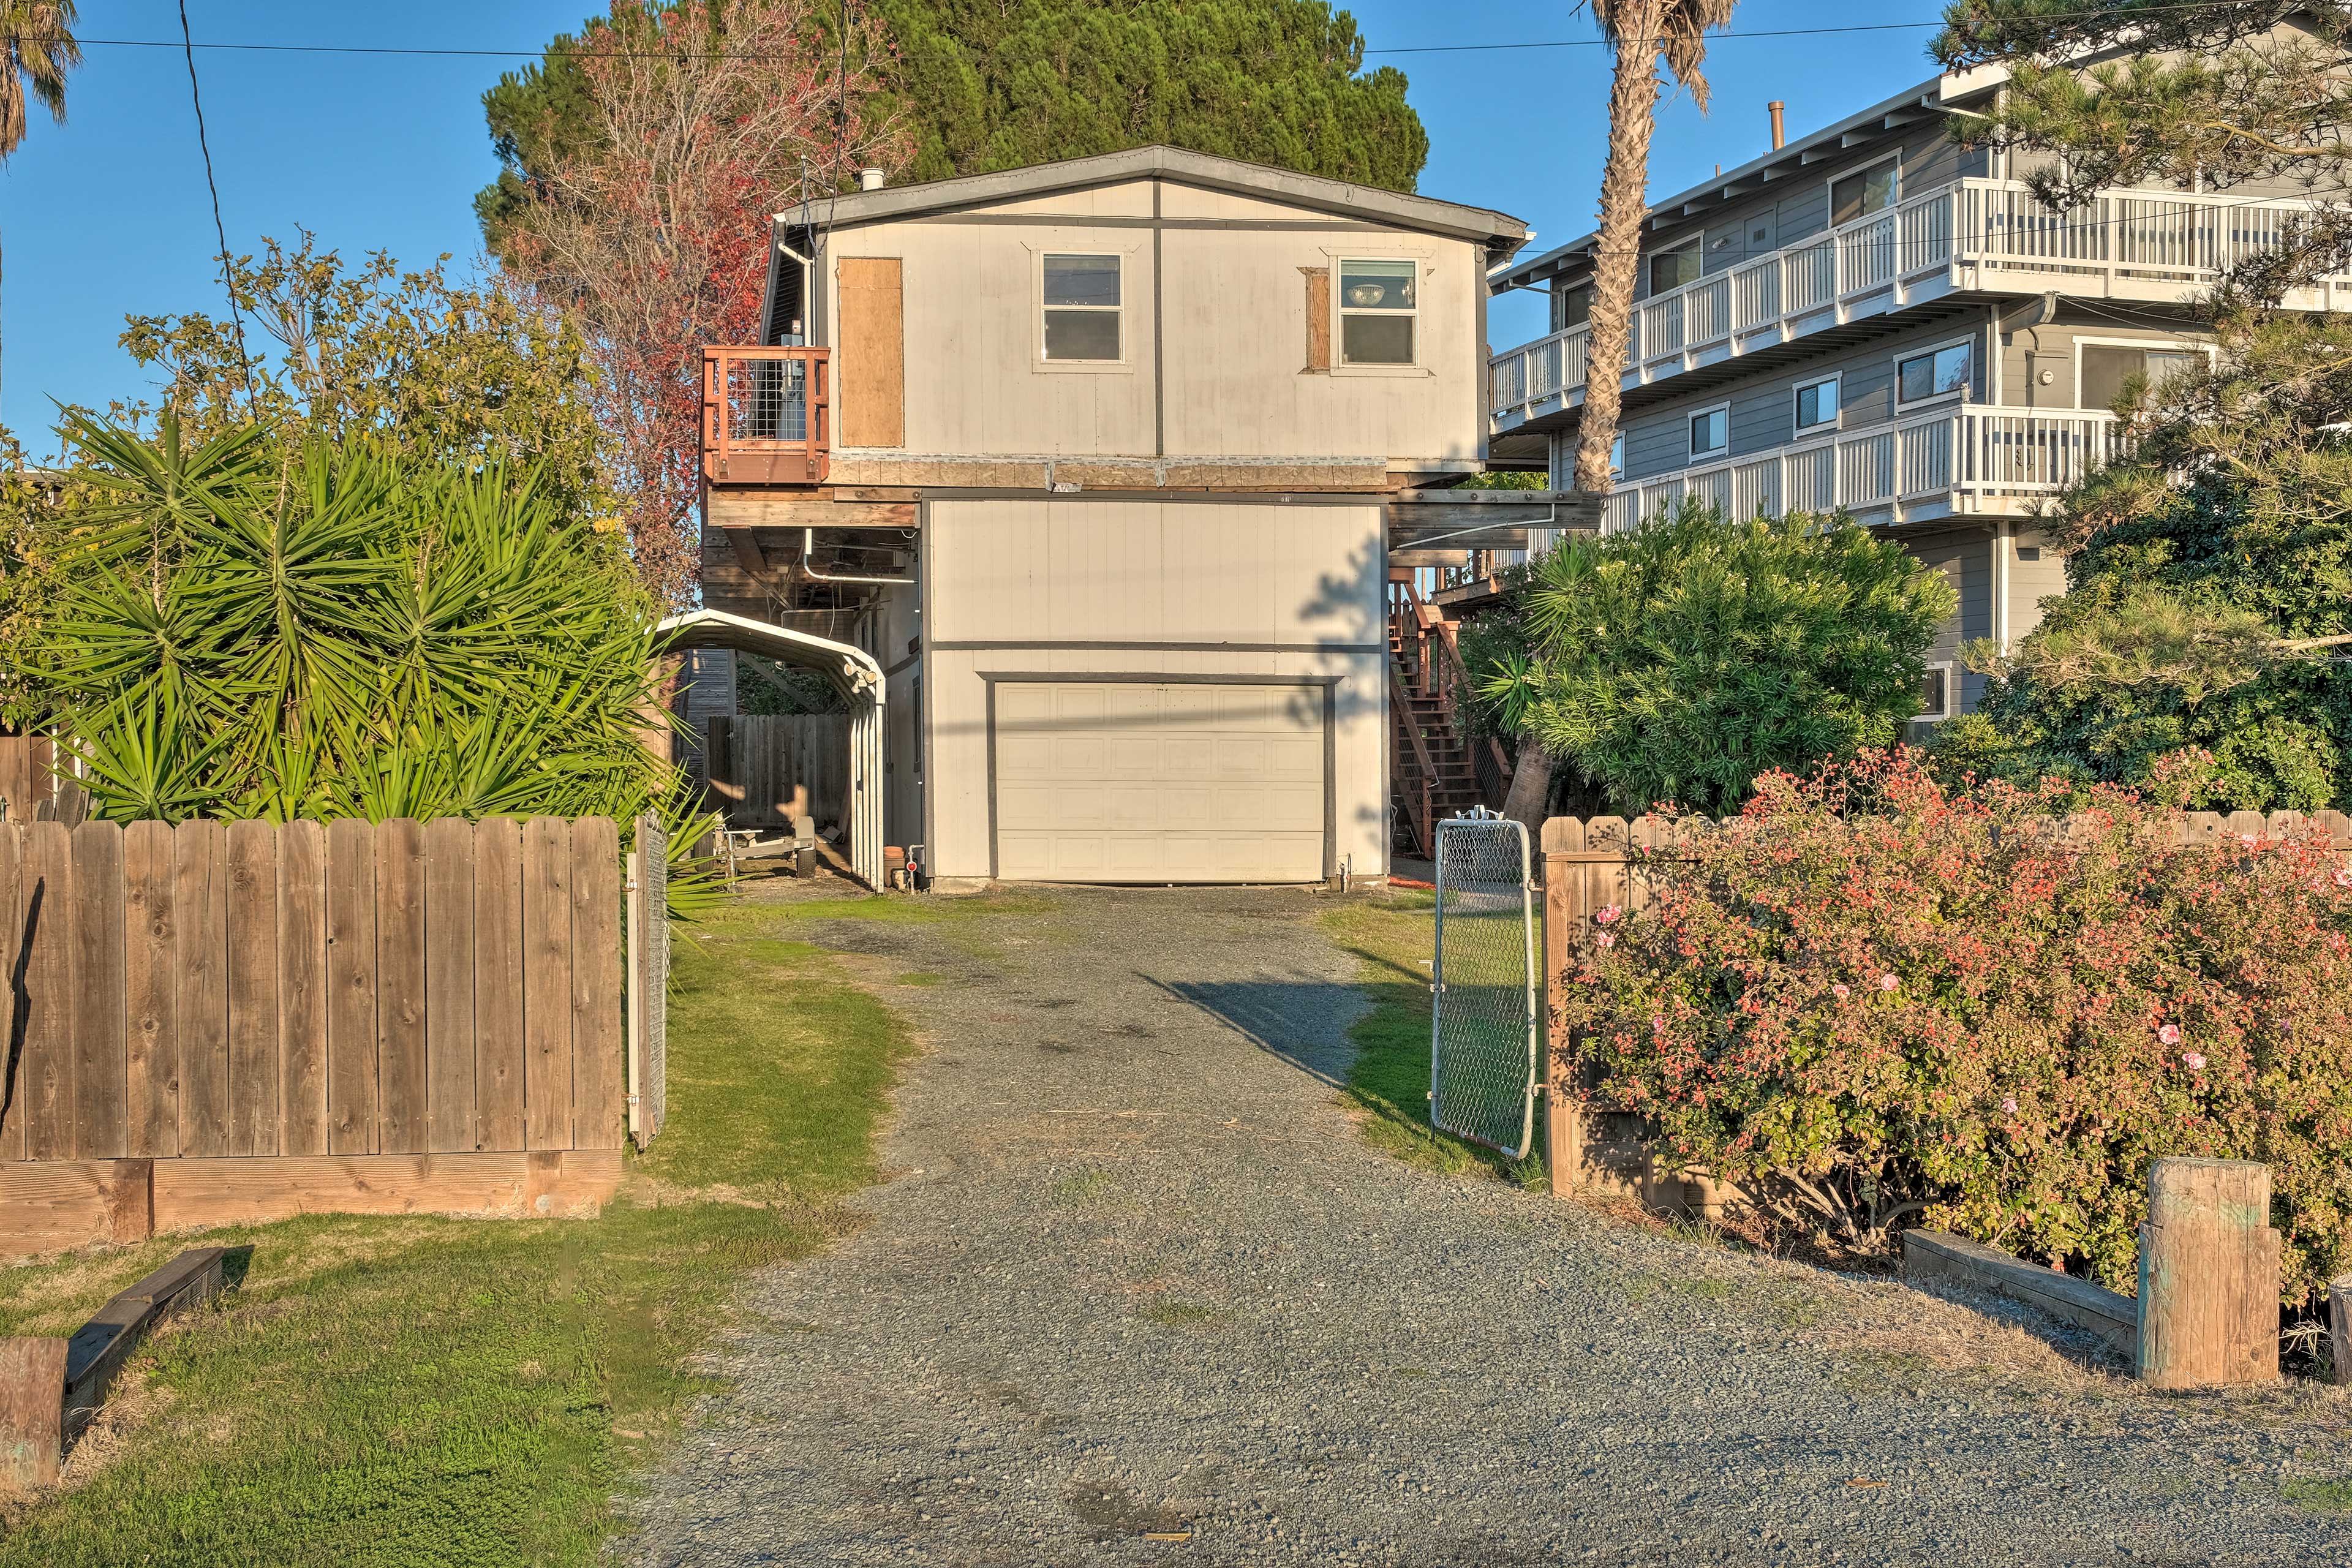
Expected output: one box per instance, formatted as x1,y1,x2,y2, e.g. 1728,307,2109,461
1502,738,1553,843
1573,0,1667,493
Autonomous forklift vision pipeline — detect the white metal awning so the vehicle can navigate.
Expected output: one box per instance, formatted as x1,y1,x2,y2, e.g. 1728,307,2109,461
654,609,886,889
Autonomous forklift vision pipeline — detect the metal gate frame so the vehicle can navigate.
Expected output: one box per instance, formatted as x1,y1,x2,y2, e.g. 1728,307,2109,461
626,812,670,1147
1428,812,1541,1159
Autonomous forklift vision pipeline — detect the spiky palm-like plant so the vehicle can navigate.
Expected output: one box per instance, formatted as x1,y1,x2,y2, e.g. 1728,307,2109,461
26,411,722,911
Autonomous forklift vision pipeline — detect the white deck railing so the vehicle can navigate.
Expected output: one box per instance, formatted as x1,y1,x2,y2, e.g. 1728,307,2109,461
1491,177,2343,426
1593,405,2125,531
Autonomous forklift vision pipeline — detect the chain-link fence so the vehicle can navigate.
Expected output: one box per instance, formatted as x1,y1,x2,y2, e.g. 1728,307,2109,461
1430,814,1539,1158
627,813,669,1148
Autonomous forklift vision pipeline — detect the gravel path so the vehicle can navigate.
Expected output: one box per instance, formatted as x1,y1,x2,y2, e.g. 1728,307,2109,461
624,886,2351,1567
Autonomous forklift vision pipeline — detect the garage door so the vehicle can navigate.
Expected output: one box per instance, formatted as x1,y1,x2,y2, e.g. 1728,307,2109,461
994,682,1325,883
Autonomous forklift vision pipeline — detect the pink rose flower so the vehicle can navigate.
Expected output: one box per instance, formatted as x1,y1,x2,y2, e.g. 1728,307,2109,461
2182,1052,2206,1071
1878,973,1899,991
1595,931,1615,949
2335,867,2352,889
1831,983,1850,1000
1596,905,1622,925
2158,1023,2181,1046
2000,1095,2018,1115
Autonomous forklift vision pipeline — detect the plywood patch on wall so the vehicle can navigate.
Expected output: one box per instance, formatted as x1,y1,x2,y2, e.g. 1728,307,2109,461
840,257,906,448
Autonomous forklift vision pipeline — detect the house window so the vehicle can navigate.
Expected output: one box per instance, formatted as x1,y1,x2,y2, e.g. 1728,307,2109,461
1919,662,1954,722
1831,158,1900,226
1898,341,1973,404
1610,433,1624,478
1689,405,1729,458
2080,344,2204,412
1795,374,1841,432
1648,236,1702,296
1340,258,1417,365
1042,254,1121,361
1551,282,1592,333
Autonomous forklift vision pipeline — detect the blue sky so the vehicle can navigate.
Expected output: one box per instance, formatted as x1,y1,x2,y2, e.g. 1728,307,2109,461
1,0,1951,458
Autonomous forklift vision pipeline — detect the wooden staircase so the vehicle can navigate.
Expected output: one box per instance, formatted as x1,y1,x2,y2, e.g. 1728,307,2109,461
1388,579,1514,861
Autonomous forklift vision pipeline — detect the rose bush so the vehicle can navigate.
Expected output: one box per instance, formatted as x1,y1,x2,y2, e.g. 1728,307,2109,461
1559,748,2352,1303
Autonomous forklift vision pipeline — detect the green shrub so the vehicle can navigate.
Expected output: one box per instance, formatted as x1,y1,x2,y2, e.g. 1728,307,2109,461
1559,747,2352,1303
1480,504,1954,816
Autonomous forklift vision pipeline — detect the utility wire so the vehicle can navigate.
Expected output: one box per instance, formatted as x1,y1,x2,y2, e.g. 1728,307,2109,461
177,0,256,412
57,1,2310,62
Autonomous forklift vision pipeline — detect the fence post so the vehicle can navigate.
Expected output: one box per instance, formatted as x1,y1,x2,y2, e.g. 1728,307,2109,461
625,813,668,1149
2329,1276,2351,1388
1540,816,1581,1199
2136,1157,2281,1389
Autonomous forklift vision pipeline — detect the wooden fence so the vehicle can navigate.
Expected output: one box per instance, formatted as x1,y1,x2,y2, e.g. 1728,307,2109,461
0,815,626,1256
701,714,849,831
1536,809,2352,1208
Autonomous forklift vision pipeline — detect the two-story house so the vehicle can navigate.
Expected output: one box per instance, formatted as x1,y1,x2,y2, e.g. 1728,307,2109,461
687,146,1548,888
1485,41,2350,719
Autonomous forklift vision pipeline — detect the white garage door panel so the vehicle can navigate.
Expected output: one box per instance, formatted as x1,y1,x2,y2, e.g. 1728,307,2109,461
995,680,1325,883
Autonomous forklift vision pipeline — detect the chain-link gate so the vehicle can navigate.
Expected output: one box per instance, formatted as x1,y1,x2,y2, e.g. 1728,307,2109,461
627,812,669,1147
1430,812,1539,1158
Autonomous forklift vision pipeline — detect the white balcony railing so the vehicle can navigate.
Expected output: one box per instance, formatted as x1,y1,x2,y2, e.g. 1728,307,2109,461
1491,177,2346,426
1594,405,2125,531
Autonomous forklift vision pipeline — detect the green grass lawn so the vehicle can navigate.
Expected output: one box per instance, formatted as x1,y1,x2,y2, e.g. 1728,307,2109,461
0,892,916,1567
1321,892,1545,1188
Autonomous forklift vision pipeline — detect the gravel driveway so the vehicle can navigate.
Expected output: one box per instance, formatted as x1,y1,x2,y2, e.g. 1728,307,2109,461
624,886,2352,1567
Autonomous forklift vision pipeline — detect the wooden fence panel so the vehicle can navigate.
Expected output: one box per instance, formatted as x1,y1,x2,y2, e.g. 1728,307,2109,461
69,822,127,1161
474,818,527,1153
376,819,429,1155
570,818,624,1151
123,822,178,1159
1,814,630,1252
279,821,329,1157
704,714,850,830
424,817,479,1154
522,818,575,1150
324,818,378,1156
175,821,230,1159
21,823,76,1163
225,821,281,1157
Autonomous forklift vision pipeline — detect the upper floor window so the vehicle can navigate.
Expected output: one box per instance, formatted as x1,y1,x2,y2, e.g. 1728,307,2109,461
1689,404,1729,458
1831,158,1899,226
1611,433,1624,477
1795,373,1841,432
1043,254,1121,361
2080,344,2205,412
1551,282,1592,333
1648,236,1702,296
1897,341,1973,404
1340,258,1417,365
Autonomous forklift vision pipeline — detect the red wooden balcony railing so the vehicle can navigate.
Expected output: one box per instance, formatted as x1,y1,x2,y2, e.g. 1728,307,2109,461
702,346,831,486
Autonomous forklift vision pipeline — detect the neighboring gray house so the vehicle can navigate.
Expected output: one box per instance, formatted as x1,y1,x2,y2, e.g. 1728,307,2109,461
1485,34,2350,718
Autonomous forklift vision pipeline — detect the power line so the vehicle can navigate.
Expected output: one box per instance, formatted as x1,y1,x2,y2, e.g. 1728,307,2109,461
177,0,255,412
59,1,2304,64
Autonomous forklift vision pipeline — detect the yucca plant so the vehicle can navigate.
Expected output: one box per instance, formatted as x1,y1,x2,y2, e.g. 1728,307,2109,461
20,410,724,916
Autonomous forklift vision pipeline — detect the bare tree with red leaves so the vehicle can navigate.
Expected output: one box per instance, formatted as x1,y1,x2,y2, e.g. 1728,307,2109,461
496,0,904,605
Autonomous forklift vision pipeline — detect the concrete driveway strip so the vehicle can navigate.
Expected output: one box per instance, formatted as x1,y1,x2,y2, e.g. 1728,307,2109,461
622,886,2352,1567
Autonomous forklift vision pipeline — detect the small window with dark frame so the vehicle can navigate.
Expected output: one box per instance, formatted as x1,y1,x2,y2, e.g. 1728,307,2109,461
1551,282,1593,333
1795,375,1841,432
1648,236,1702,296
1831,158,1900,226
1898,342,1973,404
1042,253,1121,361
1340,258,1417,365
1919,662,1953,721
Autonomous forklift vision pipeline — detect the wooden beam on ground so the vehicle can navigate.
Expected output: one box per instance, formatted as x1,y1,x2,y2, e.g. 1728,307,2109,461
0,1246,226,1489
1902,1229,2139,1360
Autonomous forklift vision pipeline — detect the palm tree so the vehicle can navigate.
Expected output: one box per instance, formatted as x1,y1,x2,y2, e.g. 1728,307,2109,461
1,1,81,410
1572,0,1736,493
1506,0,1733,834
